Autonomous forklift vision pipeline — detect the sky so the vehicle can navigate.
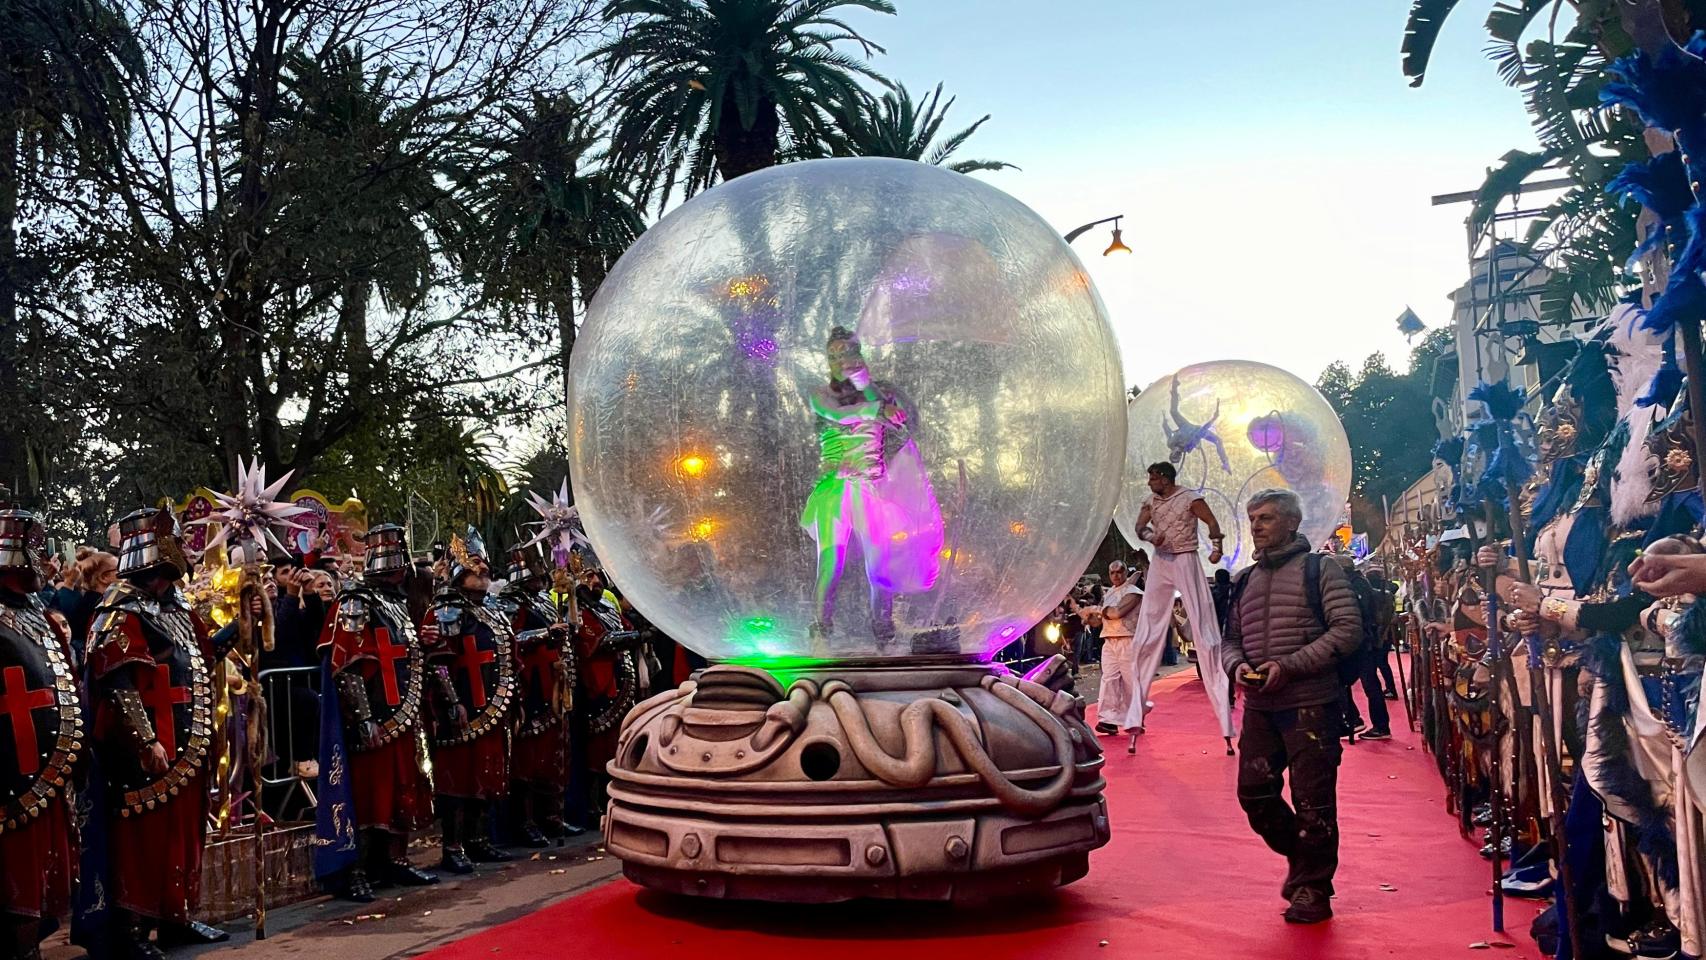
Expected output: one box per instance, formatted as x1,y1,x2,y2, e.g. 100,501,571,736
832,0,1543,390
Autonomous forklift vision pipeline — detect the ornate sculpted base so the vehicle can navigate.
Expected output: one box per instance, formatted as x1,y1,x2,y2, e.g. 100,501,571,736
603,655,1109,902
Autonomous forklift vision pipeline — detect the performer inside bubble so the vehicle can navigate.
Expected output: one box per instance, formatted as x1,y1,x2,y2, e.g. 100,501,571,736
799,326,943,646
1163,374,1231,474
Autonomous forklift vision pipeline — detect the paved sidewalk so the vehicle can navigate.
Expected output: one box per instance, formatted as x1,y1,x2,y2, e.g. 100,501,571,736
44,835,622,960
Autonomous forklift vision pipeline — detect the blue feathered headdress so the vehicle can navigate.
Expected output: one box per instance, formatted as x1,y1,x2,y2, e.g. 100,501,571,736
1430,435,1464,467
1468,381,1526,422
1602,34,1706,339
1467,382,1534,506
1607,151,1693,272
1600,31,1706,135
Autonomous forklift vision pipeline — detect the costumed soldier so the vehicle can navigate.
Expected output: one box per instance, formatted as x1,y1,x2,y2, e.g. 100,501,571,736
565,564,640,831
0,509,82,960
83,507,230,959
314,523,439,901
424,531,517,872
502,543,578,845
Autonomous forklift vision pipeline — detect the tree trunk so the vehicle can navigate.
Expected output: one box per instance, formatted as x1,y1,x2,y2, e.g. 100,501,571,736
0,112,28,503
555,290,575,416
345,278,373,398
215,5,288,486
713,95,781,183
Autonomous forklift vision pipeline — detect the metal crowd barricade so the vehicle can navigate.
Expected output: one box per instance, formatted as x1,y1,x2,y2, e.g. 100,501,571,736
257,665,322,818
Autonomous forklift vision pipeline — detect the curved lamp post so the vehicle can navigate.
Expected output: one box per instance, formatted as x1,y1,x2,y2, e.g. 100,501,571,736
1064,215,1131,256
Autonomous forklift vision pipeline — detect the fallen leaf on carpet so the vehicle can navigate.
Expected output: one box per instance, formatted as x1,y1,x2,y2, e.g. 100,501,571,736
1098,940,1109,947
1378,883,1396,892
1387,774,1398,779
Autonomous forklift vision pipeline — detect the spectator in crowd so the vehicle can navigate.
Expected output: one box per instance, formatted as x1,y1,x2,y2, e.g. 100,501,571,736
1212,568,1234,631
1221,488,1363,925
1059,593,1087,675
1370,574,1399,700
1078,581,1104,666
1334,556,1390,741
267,562,337,804
50,546,116,665
1163,597,1185,667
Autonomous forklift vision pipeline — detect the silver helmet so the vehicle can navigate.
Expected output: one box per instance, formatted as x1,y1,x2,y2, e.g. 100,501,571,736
115,506,191,580
360,523,409,575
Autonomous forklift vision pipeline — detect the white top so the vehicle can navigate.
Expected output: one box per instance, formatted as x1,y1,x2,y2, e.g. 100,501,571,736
1100,582,1142,638
1147,489,1205,555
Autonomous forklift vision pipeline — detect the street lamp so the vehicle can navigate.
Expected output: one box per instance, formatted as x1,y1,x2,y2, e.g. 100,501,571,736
1064,214,1131,256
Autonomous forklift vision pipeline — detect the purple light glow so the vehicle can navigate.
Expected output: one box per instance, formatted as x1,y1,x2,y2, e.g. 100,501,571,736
1247,413,1286,455
885,270,934,294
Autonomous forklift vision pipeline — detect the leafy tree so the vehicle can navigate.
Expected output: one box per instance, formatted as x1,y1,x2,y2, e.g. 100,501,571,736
1317,328,1454,541
18,0,607,538
449,90,646,406
1398,2,1697,329
587,0,895,207
1,0,142,505
826,81,1014,174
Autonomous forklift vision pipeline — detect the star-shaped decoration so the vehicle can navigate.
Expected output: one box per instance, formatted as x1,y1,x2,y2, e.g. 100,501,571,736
197,456,314,557
520,479,589,568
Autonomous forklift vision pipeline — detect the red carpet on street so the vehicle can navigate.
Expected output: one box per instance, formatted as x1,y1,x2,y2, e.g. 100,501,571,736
421,670,1542,960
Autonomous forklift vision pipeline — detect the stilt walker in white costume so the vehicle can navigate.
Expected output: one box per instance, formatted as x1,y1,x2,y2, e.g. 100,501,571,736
1131,461,1236,755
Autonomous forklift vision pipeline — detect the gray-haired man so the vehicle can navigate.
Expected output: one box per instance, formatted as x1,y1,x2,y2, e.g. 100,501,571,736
1221,489,1363,924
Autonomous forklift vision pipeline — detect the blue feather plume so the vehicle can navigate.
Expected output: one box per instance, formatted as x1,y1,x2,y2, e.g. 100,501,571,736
1608,152,1692,271
1469,380,1526,422
1607,150,1692,218
1600,32,1706,134
1431,436,1464,466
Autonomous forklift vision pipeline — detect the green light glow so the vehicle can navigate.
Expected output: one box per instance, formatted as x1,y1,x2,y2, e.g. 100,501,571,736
718,616,838,683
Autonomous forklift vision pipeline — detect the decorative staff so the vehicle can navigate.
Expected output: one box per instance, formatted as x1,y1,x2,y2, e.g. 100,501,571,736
193,457,313,940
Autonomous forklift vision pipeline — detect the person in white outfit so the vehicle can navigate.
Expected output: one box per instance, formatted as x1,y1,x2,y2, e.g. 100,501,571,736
1096,561,1142,749
1131,461,1237,755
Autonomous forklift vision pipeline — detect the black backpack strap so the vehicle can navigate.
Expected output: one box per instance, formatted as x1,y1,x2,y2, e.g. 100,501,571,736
1304,553,1326,634
1228,567,1255,611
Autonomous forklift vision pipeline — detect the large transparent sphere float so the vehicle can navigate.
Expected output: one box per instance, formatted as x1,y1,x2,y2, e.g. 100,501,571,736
1114,360,1352,569
568,157,1127,665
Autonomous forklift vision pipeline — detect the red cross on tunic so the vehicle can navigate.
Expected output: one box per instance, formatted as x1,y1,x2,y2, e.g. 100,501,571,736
368,627,409,707
139,662,192,757
0,665,54,776
454,634,496,709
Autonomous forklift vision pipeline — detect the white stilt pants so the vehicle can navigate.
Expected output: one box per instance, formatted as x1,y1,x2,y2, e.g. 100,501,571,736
1130,549,1235,737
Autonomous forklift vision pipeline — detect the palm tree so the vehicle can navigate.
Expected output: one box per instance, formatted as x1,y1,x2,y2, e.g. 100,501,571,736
827,81,1014,173
585,0,896,206
1,0,143,503
1401,1,1651,325
448,91,647,403
264,44,450,470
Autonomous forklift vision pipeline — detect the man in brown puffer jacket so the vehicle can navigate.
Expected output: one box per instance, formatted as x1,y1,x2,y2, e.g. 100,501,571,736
1221,488,1363,924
